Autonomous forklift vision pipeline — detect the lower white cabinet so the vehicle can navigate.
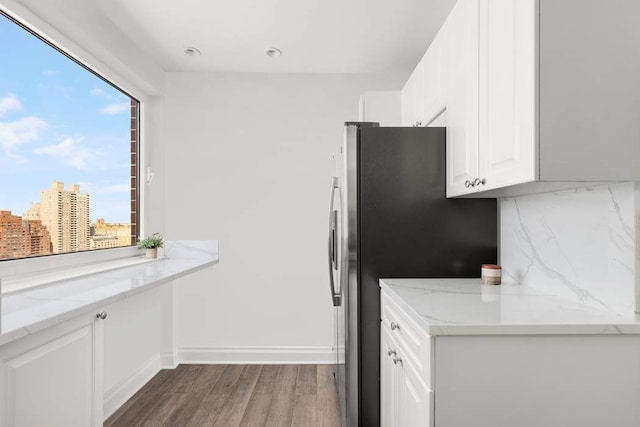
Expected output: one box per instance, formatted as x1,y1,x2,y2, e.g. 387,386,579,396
381,312,433,427
381,289,640,426
0,312,104,427
397,357,432,427
380,325,398,427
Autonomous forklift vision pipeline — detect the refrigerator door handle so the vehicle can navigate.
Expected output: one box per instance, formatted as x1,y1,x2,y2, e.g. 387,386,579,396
332,210,338,270
328,177,342,306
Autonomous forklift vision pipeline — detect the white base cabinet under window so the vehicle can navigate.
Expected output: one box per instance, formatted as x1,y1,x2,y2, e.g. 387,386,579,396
0,313,104,427
380,287,640,427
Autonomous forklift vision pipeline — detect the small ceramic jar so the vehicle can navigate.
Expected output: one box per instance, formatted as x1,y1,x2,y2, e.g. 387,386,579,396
481,264,502,285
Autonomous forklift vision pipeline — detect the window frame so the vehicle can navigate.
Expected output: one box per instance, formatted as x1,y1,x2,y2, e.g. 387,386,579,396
0,8,147,282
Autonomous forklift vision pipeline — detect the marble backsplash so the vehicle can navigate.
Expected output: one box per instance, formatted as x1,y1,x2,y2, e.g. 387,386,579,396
500,182,639,315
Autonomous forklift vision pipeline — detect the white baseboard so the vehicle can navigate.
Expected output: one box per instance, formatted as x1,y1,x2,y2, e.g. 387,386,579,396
178,346,334,364
160,351,178,369
103,354,162,420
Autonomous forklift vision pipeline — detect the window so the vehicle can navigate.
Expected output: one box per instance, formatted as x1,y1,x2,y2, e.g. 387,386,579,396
0,11,139,262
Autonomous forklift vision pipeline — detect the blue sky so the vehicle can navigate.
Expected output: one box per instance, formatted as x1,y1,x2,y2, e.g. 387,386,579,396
0,14,132,223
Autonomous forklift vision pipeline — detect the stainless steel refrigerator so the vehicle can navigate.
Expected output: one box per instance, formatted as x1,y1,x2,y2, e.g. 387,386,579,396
328,123,497,426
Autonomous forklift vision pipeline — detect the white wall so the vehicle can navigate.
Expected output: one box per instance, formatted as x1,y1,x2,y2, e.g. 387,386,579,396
163,72,402,362
500,182,640,315
359,91,402,125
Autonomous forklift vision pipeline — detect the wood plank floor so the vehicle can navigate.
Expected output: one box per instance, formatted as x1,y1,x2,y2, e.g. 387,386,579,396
105,364,341,427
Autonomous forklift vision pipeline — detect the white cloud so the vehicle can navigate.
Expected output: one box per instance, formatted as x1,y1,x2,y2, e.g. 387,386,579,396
0,97,47,161
100,102,130,115
0,116,47,149
42,70,56,77
34,137,93,170
0,94,22,117
91,89,131,115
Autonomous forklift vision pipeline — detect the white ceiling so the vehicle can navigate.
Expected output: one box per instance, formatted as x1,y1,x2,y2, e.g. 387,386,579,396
96,0,456,73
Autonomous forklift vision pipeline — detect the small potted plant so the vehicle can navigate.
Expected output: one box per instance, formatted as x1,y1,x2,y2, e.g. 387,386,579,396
137,232,164,259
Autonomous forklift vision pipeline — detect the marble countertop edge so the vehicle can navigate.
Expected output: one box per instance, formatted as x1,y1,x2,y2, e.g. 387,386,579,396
426,323,640,336
379,278,640,337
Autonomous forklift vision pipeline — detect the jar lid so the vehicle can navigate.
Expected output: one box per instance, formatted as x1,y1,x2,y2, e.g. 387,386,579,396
482,264,502,270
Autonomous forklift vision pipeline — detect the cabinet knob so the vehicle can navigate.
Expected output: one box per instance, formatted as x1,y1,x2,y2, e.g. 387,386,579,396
96,312,108,320
465,180,474,188
415,121,423,127
473,177,486,186
393,356,403,366
387,348,397,357
390,322,400,331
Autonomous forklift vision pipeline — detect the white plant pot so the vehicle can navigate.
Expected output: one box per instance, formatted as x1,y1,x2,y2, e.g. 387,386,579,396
145,248,158,259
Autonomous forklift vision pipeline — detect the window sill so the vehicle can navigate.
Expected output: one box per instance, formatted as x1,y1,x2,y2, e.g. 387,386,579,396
0,240,219,347
1,256,156,295
0,246,142,282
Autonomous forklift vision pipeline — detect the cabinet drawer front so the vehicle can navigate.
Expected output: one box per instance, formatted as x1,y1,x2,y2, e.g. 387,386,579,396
381,290,433,388
398,354,434,427
380,324,399,427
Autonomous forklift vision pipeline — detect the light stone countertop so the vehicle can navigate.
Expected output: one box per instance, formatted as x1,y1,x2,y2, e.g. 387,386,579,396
380,278,640,336
0,240,218,347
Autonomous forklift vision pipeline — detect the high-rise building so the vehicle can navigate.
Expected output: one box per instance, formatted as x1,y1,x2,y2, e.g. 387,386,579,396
0,211,51,260
23,203,40,221
23,219,51,256
0,210,30,260
39,181,90,254
92,218,132,247
89,235,119,250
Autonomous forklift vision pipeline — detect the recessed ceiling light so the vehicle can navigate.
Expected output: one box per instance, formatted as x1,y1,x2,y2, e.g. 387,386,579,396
265,48,282,58
184,47,201,57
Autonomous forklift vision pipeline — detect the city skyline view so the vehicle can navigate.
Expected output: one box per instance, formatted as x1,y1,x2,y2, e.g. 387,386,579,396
0,179,133,260
0,13,133,224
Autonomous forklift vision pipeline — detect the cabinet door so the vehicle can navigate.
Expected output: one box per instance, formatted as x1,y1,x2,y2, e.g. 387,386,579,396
401,65,424,127
0,315,103,427
380,326,398,427
478,0,537,190
422,28,447,126
445,0,480,197
397,355,433,427
400,73,413,126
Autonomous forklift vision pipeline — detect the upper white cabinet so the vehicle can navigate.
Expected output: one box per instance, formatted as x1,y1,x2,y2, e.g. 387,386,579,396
449,0,536,196
537,0,640,183
445,0,480,196
401,17,448,128
421,28,447,126
406,0,640,197
462,0,640,197
401,65,424,127
477,0,536,193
